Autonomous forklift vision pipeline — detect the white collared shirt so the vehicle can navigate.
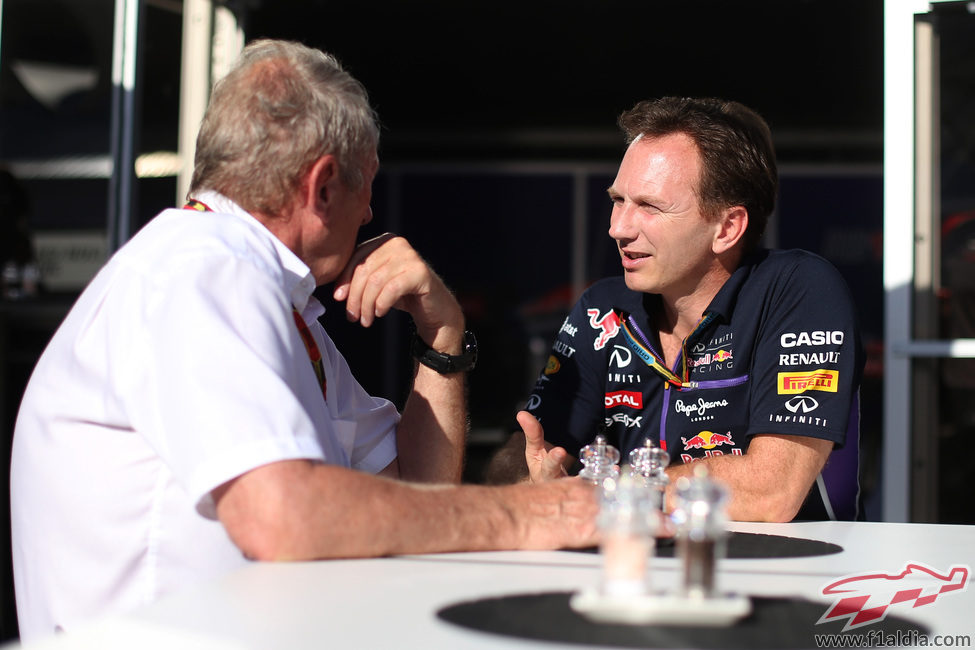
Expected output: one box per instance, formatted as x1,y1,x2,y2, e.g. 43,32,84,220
10,191,399,641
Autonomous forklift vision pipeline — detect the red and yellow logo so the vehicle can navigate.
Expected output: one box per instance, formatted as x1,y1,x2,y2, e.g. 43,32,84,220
777,369,839,394
544,355,561,375
713,349,732,362
681,430,735,451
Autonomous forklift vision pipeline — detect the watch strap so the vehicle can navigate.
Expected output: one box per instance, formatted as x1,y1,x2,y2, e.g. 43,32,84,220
411,330,477,374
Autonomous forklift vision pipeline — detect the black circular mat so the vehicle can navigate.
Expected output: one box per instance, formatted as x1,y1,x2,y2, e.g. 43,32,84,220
568,531,842,559
437,591,928,649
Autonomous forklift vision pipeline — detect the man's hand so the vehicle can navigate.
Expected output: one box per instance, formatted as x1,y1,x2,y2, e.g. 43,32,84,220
516,411,571,483
332,233,463,349
332,233,466,484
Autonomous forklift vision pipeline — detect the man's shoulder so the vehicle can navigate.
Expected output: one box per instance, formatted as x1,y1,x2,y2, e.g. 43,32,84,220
750,248,839,272
744,248,849,289
126,208,280,269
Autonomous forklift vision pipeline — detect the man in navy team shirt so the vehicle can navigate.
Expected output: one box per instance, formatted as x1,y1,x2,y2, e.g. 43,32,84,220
488,97,864,522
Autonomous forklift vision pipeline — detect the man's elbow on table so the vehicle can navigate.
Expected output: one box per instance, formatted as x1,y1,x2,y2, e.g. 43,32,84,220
667,434,832,523
212,459,355,562
729,491,807,524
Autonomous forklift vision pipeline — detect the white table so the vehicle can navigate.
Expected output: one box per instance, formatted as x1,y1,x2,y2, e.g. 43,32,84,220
19,521,975,649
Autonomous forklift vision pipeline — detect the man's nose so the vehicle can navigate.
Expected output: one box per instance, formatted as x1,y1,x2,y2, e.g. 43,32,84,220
608,205,633,241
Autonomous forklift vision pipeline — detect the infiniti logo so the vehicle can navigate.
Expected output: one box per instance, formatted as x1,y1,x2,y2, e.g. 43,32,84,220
785,395,819,413
610,345,633,369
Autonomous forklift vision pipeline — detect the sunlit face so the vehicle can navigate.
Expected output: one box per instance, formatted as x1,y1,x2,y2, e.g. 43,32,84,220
607,133,720,299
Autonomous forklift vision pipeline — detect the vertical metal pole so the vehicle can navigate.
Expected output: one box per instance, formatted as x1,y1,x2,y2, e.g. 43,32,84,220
177,0,213,205
107,0,143,252
911,16,941,522
177,2,244,206
883,0,930,523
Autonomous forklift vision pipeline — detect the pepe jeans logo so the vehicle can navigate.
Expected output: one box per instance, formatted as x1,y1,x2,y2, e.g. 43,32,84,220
817,562,969,631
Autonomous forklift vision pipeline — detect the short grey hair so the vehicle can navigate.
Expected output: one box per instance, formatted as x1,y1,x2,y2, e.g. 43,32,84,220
189,39,379,216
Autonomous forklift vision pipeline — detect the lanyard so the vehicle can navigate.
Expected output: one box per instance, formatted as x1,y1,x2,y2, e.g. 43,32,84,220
616,308,716,390
183,198,211,212
182,199,327,400
291,307,328,401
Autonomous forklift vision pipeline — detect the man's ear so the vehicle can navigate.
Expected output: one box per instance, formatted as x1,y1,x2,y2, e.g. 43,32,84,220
713,205,748,255
304,155,339,213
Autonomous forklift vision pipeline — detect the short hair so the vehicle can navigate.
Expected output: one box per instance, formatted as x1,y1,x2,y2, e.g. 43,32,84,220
189,39,380,216
618,97,778,253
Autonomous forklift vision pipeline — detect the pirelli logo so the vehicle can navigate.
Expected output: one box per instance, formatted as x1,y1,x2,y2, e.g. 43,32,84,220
777,369,839,394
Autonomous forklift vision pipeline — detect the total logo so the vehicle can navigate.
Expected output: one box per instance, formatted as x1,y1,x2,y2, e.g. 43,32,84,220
587,308,620,350
604,390,643,409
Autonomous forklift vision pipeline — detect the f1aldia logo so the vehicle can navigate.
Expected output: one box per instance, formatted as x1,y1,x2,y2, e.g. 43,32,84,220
817,562,969,631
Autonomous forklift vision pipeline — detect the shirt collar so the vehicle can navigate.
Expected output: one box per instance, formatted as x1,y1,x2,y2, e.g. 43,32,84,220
193,190,320,315
703,248,770,323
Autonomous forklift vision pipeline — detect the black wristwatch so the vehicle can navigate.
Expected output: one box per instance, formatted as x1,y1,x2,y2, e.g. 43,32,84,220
411,330,477,374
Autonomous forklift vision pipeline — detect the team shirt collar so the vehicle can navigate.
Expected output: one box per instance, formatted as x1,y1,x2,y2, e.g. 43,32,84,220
702,248,769,326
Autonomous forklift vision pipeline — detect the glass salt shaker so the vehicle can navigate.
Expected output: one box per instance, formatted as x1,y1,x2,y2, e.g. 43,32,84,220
578,434,620,486
670,466,729,599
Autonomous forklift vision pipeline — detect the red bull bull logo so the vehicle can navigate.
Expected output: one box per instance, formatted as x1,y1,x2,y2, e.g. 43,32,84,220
587,308,620,350
681,430,735,451
688,348,733,368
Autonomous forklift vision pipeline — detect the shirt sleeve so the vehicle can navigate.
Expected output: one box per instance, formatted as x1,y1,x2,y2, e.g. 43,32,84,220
313,323,399,474
121,251,332,518
745,253,864,447
524,287,609,457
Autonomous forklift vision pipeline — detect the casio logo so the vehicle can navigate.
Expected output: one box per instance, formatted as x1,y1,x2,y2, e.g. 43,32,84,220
780,331,844,348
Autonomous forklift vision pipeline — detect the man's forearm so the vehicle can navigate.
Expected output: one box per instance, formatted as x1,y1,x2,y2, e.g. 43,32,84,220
215,460,599,560
664,434,832,522
396,361,468,483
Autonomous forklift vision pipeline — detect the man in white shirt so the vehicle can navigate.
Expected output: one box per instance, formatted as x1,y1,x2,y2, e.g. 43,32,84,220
9,39,598,642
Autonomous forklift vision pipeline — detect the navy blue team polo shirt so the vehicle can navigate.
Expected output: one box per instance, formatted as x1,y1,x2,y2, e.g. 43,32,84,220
525,248,864,520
